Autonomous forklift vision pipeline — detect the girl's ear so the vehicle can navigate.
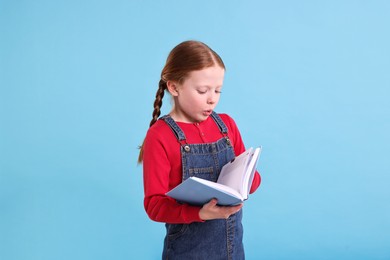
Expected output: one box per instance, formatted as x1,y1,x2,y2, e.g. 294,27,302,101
167,81,179,96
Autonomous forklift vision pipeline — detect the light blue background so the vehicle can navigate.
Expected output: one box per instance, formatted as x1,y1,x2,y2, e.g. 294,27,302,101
1,1,389,259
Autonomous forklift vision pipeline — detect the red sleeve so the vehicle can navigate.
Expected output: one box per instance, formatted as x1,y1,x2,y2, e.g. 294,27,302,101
142,124,204,224
220,114,261,194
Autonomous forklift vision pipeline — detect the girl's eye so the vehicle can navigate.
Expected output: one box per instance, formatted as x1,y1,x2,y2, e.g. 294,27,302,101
215,90,222,94
197,90,207,94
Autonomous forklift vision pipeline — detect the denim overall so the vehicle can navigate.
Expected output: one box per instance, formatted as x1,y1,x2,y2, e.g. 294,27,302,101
161,112,244,260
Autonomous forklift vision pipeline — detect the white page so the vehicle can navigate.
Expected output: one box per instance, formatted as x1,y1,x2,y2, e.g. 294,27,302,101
240,147,261,198
192,177,243,200
217,148,253,195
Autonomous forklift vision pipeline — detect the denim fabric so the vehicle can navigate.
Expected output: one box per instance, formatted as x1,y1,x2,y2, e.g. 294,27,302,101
162,112,244,260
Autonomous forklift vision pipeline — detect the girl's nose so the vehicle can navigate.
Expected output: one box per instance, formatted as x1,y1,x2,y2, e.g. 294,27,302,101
207,97,215,104
207,92,218,104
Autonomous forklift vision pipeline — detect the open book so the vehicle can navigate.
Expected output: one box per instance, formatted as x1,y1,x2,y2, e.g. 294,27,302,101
166,147,262,206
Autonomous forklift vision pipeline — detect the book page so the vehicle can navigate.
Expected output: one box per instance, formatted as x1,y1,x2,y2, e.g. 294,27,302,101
241,147,261,198
216,148,253,195
191,177,243,200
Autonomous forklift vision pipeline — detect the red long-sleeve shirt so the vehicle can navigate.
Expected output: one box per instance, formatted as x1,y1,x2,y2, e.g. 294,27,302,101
142,113,261,224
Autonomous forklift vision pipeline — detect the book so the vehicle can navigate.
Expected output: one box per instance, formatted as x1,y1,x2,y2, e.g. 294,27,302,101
166,147,262,206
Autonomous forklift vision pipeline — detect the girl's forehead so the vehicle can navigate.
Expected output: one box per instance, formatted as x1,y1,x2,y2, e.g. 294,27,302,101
186,66,225,83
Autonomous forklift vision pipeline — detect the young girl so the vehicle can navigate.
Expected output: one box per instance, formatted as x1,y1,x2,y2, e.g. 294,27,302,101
138,40,261,259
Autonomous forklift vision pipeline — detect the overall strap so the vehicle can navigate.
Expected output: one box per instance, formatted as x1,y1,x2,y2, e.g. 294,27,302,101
160,115,187,142
210,111,229,134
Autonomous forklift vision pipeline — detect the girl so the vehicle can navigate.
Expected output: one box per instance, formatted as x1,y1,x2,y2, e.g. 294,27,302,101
138,40,261,259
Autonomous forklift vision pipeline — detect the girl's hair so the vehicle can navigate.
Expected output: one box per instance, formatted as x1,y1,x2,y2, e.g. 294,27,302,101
138,40,225,163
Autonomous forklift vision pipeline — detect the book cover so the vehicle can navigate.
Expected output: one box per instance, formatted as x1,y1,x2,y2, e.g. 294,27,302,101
167,177,244,206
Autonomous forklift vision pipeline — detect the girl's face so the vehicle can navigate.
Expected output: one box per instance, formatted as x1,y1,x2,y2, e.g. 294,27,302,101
168,65,225,123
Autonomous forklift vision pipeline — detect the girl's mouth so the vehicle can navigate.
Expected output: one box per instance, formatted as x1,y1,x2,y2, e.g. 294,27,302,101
203,110,212,116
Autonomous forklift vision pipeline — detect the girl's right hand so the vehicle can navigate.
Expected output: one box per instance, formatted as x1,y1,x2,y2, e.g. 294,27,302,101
199,199,243,221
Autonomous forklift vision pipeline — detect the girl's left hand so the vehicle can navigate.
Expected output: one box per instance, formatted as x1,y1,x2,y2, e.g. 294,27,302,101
199,199,242,220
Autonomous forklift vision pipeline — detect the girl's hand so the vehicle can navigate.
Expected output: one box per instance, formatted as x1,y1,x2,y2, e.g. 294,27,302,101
199,199,243,220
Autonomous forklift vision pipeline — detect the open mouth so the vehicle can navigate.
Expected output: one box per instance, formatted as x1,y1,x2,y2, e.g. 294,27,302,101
203,110,212,116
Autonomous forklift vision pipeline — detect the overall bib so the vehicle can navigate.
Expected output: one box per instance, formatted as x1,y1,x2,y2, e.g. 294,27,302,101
161,112,244,260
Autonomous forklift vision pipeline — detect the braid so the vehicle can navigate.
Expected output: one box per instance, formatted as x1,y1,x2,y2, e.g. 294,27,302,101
138,80,167,163
149,80,166,127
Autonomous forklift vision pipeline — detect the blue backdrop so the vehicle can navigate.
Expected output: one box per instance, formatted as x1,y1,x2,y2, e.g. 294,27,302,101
1,1,389,259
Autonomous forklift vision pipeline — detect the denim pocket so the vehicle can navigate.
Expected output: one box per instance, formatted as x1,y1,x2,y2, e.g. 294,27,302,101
167,224,189,240
188,166,214,178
